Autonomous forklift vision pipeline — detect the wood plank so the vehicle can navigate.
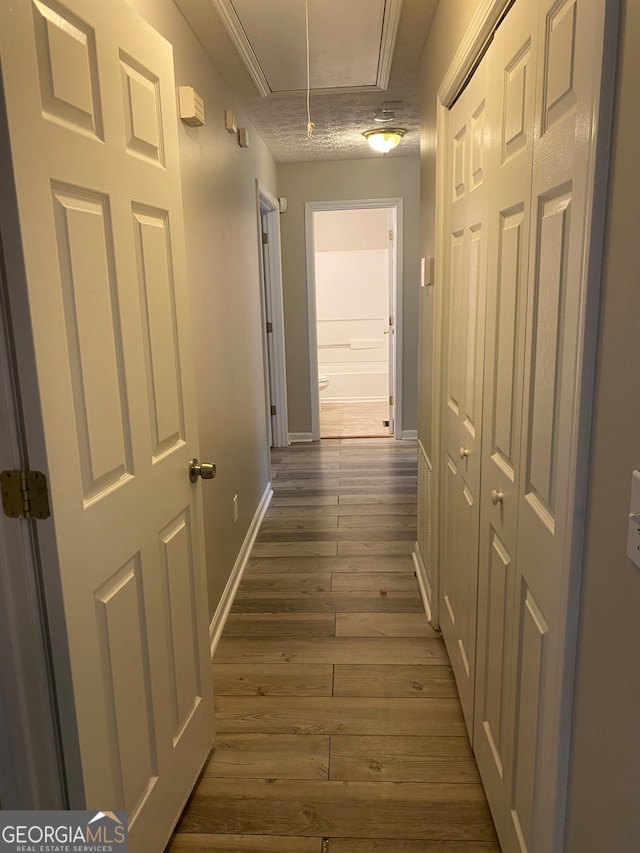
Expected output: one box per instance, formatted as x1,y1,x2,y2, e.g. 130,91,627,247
335,613,436,638
231,592,424,614
333,665,457,699
338,493,416,504
273,479,340,489
204,734,329,780
271,496,338,507
223,614,336,638
246,556,415,574
338,515,417,530
235,574,333,594
338,476,417,486
331,572,419,593
213,637,449,666
328,841,501,853
335,504,417,516
213,664,333,697
337,541,415,556
177,779,497,841
275,487,416,497
214,696,467,736
263,506,339,518
167,834,322,853
259,518,339,531
256,529,416,542
250,542,338,557
329,735,480,783
332,664,458,698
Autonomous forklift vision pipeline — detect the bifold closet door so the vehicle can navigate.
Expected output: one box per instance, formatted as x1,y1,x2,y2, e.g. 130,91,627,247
471,0,615,850
438,57,488,738
472,0,538,833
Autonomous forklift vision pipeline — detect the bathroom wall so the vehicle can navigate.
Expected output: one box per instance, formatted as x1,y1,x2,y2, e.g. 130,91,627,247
314,208,390,402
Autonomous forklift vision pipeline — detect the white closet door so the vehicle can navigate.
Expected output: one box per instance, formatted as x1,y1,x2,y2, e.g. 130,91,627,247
468,0,615,850
0,2,214,849
438,57,488,737
473,0,538,829
503,1,613,850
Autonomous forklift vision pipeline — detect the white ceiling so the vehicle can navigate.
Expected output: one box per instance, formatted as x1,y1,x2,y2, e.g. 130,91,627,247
174,0,438,162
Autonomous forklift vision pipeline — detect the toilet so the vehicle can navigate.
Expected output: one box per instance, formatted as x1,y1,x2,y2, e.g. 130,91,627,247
318,374,330,392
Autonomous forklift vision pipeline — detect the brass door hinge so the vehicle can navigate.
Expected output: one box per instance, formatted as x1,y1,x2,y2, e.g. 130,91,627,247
262,232,268,245
1,469,51,519
389,395,394,406
270,404,277,416
266,321,273,333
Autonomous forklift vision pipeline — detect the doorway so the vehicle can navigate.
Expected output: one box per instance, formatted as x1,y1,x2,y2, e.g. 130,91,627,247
305,199,403,441
257,183,288,449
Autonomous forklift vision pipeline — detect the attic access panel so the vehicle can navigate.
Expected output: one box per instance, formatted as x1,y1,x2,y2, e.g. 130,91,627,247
227,0,397,93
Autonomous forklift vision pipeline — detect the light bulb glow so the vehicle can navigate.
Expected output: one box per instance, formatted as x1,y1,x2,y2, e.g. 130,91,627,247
363,128,405,154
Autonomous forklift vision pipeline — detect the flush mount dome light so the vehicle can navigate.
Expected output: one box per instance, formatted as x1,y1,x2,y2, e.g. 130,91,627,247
363,128,405,154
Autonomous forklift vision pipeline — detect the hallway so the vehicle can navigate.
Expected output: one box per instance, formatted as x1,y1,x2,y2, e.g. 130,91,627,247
168,439,499,851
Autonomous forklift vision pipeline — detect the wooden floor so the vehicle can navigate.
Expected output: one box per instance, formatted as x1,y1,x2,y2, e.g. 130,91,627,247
168,439,500,853
320,402,391,438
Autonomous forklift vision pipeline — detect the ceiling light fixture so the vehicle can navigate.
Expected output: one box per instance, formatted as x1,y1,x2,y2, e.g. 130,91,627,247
363,128,405,154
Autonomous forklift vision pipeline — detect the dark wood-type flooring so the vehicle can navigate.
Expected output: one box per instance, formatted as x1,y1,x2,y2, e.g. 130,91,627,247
168,438,500,853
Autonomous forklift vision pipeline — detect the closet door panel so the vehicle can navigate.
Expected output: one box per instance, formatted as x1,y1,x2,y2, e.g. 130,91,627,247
438,58,488,739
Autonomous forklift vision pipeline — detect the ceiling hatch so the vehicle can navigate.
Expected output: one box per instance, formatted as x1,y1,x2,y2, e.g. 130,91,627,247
210,0,403,96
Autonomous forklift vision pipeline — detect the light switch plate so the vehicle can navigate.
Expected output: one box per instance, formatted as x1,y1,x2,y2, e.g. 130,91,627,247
626,470,640,568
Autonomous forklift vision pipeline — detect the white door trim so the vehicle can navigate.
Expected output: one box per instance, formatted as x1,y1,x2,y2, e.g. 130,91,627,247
305,198,403,441
257,182,289,448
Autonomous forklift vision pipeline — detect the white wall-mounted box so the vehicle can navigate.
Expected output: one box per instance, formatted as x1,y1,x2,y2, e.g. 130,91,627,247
178,86,205,127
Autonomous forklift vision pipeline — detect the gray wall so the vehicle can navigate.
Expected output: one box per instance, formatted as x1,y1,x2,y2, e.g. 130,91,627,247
277,157,421,437
129,0,277,619
565,1,640,848
418,1,640,849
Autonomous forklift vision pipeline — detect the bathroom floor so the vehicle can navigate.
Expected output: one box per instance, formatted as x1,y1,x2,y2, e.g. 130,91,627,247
320,401,391,439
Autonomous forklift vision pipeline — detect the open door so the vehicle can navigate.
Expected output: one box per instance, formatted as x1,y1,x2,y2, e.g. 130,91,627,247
0,1,214,849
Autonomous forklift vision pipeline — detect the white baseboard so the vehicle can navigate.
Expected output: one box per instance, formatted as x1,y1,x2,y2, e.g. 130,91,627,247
402,429,418,440
209,481,273,658
412,543,433,624
288,432,315,443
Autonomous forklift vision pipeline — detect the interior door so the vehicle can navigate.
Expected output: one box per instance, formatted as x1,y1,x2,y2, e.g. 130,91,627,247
502,1,613,849
470,0,615,850
472,0,538,829
387,209,396,435
0,1,214,849
438,57,488,738
260,211,276,446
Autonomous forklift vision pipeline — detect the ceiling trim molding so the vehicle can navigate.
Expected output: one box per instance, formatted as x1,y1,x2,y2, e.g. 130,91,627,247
210,0,271,97
377,0,404,90
438,0,512,107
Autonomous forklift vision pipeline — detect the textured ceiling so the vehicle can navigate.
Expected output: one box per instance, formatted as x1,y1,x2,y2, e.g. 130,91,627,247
175,0,438,162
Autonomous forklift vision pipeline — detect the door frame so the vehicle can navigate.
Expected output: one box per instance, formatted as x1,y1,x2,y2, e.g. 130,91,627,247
257,182,289,449
305,198,403,441
0,237,67,810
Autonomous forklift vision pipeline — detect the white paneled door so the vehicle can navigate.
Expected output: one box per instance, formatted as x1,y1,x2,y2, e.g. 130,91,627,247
439,56,488,738
0,1,214,850
437,0,615,850
472,0,538,832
